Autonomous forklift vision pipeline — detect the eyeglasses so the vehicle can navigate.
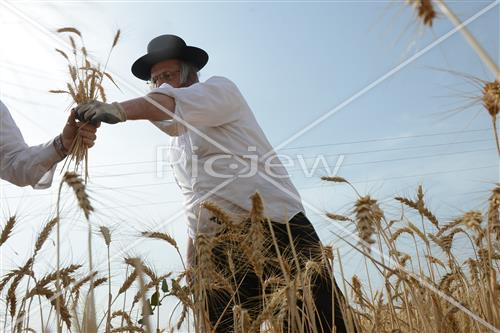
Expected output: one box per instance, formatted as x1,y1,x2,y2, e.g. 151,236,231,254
148,70,181,88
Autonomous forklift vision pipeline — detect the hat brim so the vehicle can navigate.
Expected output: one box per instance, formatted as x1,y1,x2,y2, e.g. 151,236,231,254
131,46,208,81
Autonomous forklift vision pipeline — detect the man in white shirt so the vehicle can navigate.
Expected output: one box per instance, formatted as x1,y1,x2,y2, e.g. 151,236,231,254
0,100,98,188
76,35,353,332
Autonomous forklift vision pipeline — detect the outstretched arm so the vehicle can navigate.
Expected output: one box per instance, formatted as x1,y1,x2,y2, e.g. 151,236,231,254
76,93,176,123
78,76,245,127
120,93,176,121
0,103,98,188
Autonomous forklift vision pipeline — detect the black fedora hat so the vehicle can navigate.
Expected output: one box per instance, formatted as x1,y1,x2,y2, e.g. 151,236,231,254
131,35,208,81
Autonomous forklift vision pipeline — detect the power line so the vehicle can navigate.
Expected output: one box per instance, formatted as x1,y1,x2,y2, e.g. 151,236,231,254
279,128,491,151
1,181,176,200
15,199,185,219
0,142,494,192
294,138,490,156
5,164,497,212
93,199,182,210
287,147,496,171
0,71,493,142
9,168,497,214
2,163,497,201
2,139,495,188
1,93,59,108
88,136,491,172
0,62,66,79
0,135,491,190
299,164,498,190
88,146,495,178
0,80,58,94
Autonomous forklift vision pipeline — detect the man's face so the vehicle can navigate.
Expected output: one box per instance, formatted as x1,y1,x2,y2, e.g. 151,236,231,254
150,59,182,88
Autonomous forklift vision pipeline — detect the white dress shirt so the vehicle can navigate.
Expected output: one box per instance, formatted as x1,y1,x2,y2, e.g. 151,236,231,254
151,76,304,239
0,100,61,189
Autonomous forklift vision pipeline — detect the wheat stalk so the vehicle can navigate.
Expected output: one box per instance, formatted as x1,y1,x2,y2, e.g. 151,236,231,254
90,277,107,289
245,192,266,279
354,196,383,250
110,326,145,332
0,216,16,247
395,196,439,228
111,310,133,327
201,201,234,230
141,231,177,250
5,259,33,321
32,265,81,291
322,175,361,197
434,0,500,80
326,212,353,222
127,258,153,333
33,218,58,257
98,226,112,332
483,80,500,157
27,286,72,330
62,172,93,219
118,270,137,296
406,0,436,27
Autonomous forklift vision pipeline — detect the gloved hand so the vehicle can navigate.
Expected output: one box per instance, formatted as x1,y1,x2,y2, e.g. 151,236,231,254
75,101,127,125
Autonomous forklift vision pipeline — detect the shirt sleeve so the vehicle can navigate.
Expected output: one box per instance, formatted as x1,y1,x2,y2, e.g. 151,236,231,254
149,76,245,128
149,118,186,137
0,101,62,189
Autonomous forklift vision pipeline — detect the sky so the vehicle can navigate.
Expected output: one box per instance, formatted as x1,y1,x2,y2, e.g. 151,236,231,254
0,0,498,330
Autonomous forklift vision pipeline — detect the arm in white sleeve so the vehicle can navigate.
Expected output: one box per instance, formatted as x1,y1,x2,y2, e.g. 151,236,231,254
0,101,63,189
150,76,245,128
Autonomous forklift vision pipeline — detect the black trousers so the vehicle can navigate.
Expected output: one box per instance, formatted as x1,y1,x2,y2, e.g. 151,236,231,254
205,212,353,333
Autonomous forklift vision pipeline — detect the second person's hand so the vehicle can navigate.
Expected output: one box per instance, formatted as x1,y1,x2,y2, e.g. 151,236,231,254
62,110,100,153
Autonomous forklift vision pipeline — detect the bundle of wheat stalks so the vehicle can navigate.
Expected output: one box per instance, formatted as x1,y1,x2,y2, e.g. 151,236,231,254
1,176,499,332
50,27,120,179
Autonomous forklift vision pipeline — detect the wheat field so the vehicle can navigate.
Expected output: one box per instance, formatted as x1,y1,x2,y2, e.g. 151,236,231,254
0,176,499,332
0,1,499,332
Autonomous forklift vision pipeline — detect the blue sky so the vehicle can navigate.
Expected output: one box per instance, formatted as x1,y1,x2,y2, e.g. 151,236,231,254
0,0,498,329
